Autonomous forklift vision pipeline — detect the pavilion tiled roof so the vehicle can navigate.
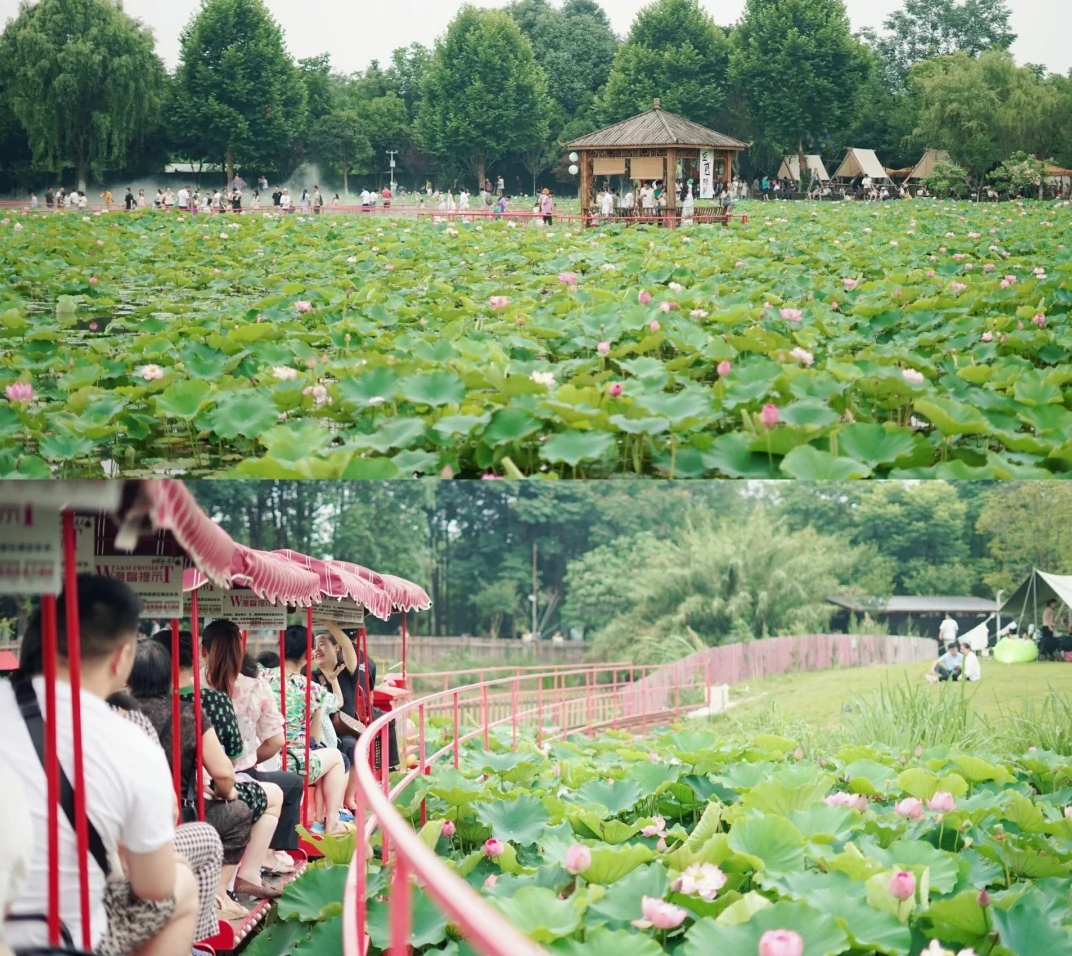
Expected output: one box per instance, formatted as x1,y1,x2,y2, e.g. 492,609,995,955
567,103,748,151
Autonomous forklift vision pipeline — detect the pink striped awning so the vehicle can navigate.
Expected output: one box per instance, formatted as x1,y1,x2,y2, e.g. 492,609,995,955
380,574,432,612
184,545,321,606
273,551,393,620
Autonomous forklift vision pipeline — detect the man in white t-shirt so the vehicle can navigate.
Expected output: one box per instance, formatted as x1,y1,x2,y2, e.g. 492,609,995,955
938,612,958,648
1,575,197,954
176,186,190,211
0,776,32,956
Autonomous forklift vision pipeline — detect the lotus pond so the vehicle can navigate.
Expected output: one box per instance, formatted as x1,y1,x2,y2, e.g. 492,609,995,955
0,201,1070,478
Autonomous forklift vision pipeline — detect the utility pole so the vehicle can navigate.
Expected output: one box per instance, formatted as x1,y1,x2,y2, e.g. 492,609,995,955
387,150,399,192
532,542,538,639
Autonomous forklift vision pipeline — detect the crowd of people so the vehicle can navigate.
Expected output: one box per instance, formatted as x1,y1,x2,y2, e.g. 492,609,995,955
0,574,384,956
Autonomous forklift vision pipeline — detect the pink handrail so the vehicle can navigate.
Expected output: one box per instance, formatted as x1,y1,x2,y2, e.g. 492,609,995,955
404,660,637,694
343,661,708,956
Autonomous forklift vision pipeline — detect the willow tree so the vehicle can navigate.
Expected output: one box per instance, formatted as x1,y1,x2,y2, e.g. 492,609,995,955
171,0,307,185
0,0,165,191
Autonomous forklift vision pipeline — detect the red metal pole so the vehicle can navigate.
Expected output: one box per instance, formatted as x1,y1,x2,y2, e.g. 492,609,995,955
241,629,247,652
191,588,205,821
60,513,91,950
452,691,460,770
41,594,61,947
278,628,287,772
354,782,367,953
171,619,182,802
418,703,427,828
389,856,411,956
400,611,408,684
303,606,312,828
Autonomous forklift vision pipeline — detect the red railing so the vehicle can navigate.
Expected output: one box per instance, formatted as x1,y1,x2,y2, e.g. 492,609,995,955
404,660,636,695
342,661,709,956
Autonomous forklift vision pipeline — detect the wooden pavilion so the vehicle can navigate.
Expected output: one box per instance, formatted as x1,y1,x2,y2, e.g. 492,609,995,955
565,99,748,224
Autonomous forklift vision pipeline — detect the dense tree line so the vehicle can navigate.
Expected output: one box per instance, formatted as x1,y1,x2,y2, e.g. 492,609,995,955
1,0,1069,194
183,482,1072,654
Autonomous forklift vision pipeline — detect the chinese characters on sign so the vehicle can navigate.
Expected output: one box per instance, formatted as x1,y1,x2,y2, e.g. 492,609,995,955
196,586,287,630
92,557,184,618
314,599,365,627
0,504,61,595
699,149,715,200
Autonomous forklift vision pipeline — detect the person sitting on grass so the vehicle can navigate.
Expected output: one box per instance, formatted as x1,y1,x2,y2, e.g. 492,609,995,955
960,641,981,682
927,644,964,682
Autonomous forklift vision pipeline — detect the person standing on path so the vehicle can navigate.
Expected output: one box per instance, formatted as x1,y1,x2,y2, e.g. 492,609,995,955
539,188,553,225
497,175,505,197
938,612,959,650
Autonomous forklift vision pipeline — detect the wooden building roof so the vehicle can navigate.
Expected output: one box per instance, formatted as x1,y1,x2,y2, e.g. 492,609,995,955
567,100,748,151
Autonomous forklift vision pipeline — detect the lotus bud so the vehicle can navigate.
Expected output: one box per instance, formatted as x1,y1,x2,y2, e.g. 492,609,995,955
441,820,456,838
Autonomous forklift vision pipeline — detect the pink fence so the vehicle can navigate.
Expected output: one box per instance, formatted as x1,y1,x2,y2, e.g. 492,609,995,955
620,633,938,716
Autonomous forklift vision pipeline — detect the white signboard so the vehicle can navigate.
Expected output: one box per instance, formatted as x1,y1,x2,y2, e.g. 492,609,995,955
196,585,288,630
313,600,365,627
0,504,61,595
91,557,184,618
699,149,715,200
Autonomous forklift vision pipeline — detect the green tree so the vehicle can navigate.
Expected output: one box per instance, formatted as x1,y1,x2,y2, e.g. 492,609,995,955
307,110,372,194
989,150,1048,199
729,0,870,163
911,50,1057,180
506,0,619,123
921,158,970,197
590,507,885,663
298,54,336,122
978,485,1072,593
599,0,729,129
362,93,411,166
863,0,1015,85
385,44,432,121
0,0,165,192
171,0,308,185
416,6,551,188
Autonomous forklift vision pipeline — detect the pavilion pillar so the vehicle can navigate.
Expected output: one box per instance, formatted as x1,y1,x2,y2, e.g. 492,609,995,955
579,149,591,228
725,151,733,191
666,148,676,228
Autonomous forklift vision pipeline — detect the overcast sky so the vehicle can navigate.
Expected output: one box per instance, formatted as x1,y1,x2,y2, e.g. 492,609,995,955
2,0,1069,75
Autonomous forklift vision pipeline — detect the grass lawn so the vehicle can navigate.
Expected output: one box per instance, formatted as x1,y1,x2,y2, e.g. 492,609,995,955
715,657,1072,732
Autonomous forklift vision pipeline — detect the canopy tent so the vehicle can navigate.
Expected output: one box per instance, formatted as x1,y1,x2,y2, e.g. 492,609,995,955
832,148,889,182
1000,569,1072,630
777,154,830,183
904,149,951,182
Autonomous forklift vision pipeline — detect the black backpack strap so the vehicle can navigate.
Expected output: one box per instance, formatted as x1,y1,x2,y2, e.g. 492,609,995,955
12,678,112,879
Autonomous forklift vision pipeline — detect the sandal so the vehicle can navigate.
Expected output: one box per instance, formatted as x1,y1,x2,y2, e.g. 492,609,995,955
262,851,296,876
234,876,283,899
216,894,249,921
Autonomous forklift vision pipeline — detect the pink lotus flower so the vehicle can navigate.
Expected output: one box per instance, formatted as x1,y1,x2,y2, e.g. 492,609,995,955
484,874,498,889
659,301,678,312
441,820,456,838
294,300,313,312
484,838,504,858
950,282,967,294
5,381,33,403
999,279,1011,288
1064,806,1072,820
825,792,867,812
559,272,578,285
565,844,592,875
203,234,211,240
896,797,924,820
303,384,331,406
638,289,652,305
656,837,668,852
789,347,814,367
633,896,687,930
272,366,298,381
597,341,610,355
89,276,98,285
980,332,993,343
640,816,666,838
758,929,804,956
673,863,727,901
650,319,660,332
137,364,165,381
843,278,858,290
928,791,955,813
1033,314,1046,327
888,870,916,901
89,322,98,331
690,309,708,318
489,296,510,310
1005,275,1017,284
607,382,623,397
926,270,936,278
717,360,732,376
760,404,780,428
939,247,947,254
96,239,104,246
780,308,803,322
735,260,744,268
984,264,995,272
385,263,395,271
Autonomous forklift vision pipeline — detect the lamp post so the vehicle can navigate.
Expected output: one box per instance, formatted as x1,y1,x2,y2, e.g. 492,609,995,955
387,150,398,192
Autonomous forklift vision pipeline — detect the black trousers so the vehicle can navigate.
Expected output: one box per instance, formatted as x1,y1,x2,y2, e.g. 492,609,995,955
244,768,303,850
936,664,962,682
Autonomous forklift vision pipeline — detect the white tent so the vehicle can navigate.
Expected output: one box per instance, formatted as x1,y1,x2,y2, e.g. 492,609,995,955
905,149,951,182
832,148,889,182
777,155,831,183
1000,569,1072,629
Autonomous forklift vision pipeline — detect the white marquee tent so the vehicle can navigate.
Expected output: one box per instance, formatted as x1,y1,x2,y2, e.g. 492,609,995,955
777,154,831,183
1000,568,1072,629
905,149,951,182
832,148,890,182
